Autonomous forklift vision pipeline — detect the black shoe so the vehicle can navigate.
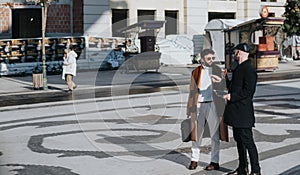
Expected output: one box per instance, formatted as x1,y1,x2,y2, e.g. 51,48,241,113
227,167,249,175
74,85,77,90
67,90,73,93
227,169,238,175
188,161,197,170
204,162,219,171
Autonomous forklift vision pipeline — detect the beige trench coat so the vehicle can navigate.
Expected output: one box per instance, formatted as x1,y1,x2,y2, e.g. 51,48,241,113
63,50,77,76
186,65,229,142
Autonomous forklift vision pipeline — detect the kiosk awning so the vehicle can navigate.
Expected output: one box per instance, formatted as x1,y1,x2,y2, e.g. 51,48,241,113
118,20,165,34
205,19,245,31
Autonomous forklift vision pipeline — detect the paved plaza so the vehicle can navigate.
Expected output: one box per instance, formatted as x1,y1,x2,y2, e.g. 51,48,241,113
0,61,300,175
0,75,299,174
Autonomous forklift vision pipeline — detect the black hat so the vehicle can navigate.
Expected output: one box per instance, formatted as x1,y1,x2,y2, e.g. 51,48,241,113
234,43,250,53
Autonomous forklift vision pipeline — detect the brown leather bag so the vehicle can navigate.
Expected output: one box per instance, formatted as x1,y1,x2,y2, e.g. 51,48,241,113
181,118,192,142
219,117,229,142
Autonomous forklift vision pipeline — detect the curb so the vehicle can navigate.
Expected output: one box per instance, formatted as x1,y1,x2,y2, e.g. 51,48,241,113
257,70,300,82
1,68,300,107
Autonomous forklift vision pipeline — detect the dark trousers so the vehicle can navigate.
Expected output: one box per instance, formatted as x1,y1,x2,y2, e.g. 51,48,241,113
233,128,261,174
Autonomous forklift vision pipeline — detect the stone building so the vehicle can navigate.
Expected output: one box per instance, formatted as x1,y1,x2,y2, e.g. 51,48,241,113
0,0,286,74
0,0,83,39
0,0,285,39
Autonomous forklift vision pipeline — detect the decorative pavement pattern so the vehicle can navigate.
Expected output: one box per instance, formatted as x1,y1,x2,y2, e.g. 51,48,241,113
0,79,299,175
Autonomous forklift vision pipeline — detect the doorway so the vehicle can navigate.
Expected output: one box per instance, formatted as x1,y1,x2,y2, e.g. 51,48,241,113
12,9,42,39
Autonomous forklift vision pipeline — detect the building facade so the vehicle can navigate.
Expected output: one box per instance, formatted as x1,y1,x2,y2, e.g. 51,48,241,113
84,0,286,38
0,0,287,75
0,0,285,39
0,0,83,39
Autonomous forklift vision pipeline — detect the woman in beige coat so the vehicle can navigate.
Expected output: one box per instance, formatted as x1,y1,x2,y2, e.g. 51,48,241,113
63,46,77,93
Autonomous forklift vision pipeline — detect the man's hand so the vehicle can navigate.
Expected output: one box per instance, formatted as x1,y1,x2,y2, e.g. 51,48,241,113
223,94,231,101
211,74,221,83
221,69,227,79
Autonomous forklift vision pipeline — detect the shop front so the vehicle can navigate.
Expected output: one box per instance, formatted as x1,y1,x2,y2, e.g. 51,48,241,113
0,36,85,75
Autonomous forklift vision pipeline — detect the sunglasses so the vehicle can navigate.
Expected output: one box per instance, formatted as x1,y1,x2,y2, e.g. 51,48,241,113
205,57,215,61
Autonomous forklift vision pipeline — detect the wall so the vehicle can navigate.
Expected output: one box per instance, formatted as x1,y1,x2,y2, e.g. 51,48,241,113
185,0,208,35
236,0,285,19
0,0,82,39
47,4,71,34
73,0,83,34
111,0,184,38
83,0,184,38
83,0,111,37
0,4,10,38
262,0,286,17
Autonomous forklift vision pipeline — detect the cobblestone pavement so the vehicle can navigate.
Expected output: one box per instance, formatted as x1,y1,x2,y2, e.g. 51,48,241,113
0,78,299,175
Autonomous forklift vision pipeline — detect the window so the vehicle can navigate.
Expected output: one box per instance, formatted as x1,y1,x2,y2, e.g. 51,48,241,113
208,12,235,21
138,10,155,22
112,9,128,37
261,0,277,2
165,11,178,35
268,12,275,17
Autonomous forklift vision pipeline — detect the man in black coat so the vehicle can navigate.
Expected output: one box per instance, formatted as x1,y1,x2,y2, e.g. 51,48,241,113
223,43,261,175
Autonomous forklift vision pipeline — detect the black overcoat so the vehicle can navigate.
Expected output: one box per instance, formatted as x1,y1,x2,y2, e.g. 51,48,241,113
223,60,257,128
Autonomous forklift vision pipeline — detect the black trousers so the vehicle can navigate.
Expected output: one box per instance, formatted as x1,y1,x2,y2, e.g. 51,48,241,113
233,128,261,174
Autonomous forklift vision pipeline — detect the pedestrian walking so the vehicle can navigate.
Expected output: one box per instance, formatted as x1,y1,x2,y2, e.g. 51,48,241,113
187,48,227,171
223,43,261,175
62,46,77,93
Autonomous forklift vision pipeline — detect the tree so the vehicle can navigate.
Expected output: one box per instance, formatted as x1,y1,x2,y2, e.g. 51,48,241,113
282,0,300,37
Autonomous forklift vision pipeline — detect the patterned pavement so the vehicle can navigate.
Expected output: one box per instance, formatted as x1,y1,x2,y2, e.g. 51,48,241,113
0,78,299,175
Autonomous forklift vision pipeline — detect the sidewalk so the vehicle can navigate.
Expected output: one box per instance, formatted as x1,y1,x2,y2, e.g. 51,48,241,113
0,60,300,97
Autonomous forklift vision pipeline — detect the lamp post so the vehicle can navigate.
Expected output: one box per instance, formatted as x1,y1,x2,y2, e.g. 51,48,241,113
41,0,48,90
26,0,58,90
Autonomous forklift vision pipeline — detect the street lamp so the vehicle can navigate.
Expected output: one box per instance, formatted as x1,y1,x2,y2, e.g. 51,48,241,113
26,0,58,90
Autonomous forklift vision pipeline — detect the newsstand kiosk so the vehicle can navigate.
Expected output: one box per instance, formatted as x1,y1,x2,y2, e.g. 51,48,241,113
204,7,285,71
224,17,284,71
118,20,165,72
